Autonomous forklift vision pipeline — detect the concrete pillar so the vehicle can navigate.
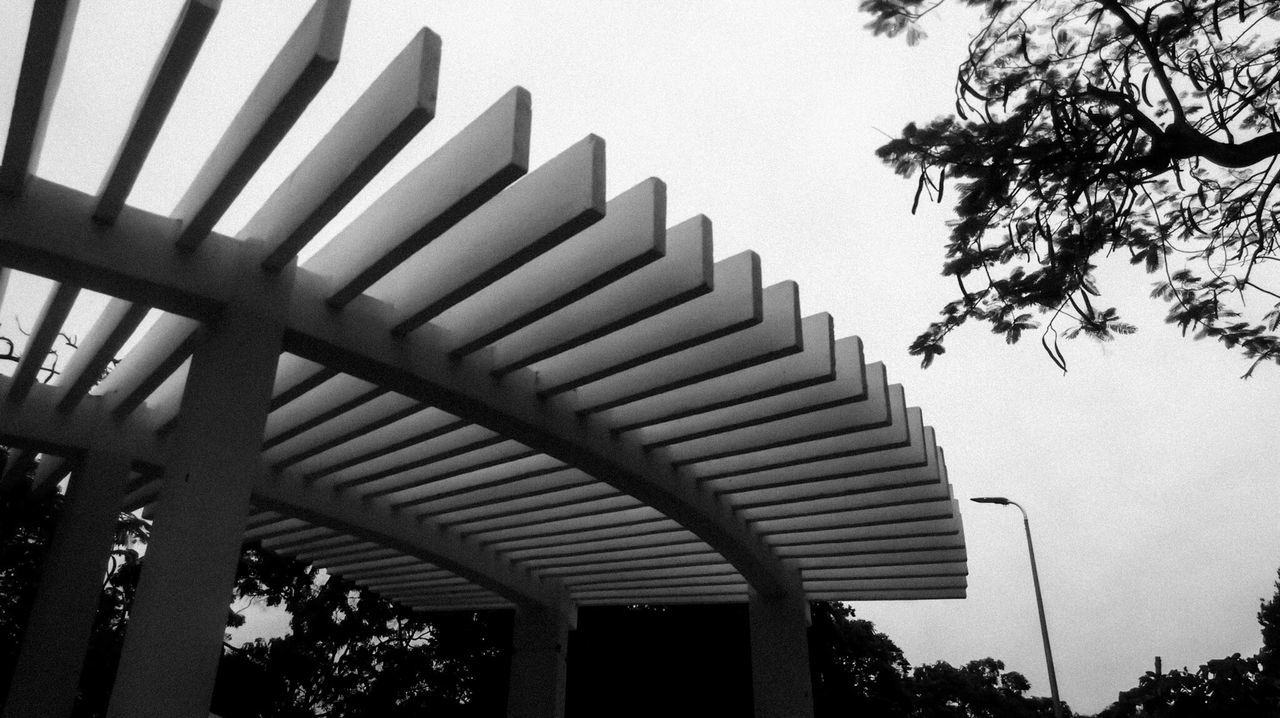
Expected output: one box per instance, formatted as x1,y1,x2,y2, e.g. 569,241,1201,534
105,308,282,718
506,607,569,718
2,450,130,718
749,590,814,718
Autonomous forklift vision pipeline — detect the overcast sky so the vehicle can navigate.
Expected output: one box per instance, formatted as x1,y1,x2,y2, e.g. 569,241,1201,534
3,1,1279,714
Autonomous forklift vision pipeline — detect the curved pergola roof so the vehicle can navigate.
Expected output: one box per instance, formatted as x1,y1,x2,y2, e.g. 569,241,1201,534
0,0,965,615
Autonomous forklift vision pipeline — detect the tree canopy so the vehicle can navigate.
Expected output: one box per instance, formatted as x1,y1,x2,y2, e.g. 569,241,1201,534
867,0,1280,375
1096,568,1280,717
213,544,512,718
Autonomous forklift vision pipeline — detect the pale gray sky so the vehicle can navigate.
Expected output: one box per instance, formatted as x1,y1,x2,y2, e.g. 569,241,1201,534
2,2,1278,714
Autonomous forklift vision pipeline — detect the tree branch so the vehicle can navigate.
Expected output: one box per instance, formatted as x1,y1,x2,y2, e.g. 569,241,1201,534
1097,0,1186,123
1084,83,1165,138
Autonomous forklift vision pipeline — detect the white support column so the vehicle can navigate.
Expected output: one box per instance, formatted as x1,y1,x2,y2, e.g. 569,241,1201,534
2,449,130,718
506,607,570,718
106,308,282,718
749,590,814,718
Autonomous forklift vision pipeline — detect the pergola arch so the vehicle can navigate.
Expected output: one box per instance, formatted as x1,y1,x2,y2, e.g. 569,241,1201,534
0,3,967,717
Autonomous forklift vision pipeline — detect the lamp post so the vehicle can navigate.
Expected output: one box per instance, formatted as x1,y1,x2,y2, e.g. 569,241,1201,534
971,496,1063,718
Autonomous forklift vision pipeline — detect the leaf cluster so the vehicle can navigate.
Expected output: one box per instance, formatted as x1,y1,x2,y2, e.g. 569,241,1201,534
214,544,511,718
872,0,1280,373
910,657,1065,717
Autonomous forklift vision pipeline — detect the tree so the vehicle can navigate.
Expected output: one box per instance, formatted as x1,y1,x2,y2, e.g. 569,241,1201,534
909,657,1066,717
213,543,512,718
1259,567,1280,680
866,0,1280,375
1098,654,1279,717
0,480,510,718
808,601,914,717
0,478,147,717
1098,568,1280,717
0,480,60,709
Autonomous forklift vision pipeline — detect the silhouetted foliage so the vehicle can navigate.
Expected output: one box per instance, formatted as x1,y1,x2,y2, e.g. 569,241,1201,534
866,0,1280,375
0,484,59,709
0,484,509,718
213,544,512,718
0,479,147,717
1097,571,1280,717
1260,568,1280,680
1098,654,1280,717
809,601,914,716
911,657,1067,717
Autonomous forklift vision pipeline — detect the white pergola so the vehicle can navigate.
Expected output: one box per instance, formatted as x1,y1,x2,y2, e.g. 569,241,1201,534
0,3,966,717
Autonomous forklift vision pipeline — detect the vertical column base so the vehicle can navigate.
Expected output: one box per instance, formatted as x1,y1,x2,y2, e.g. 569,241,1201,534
507,607,569,718
749,590,814,718
105,308,282,718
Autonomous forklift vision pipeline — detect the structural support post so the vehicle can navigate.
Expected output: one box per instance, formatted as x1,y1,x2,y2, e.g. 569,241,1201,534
506,607,570,718
2,449,130,718
748,590,814,718
106,308,282,718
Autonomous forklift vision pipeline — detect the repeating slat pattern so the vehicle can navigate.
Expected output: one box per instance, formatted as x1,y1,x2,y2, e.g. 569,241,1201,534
0,3,966,614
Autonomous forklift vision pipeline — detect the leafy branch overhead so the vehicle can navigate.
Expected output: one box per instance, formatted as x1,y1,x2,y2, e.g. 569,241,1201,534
867,0,1280,375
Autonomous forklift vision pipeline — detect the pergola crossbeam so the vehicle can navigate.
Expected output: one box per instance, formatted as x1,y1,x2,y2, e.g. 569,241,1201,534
0,12,970,714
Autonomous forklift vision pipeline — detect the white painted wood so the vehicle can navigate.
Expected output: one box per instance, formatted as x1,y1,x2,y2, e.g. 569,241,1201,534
753,496,956,537
405,468,593,517
54,298,149,412
172,0,350,250
253,470,566,607
699,405,930,491
748,482,955,527
95,312,203,419
620,331,858,444
529,251,761,395
106,306,282,718
263,394,431,467
0,0,78,196
317,423,501,490
268,353,330,407
378,134,606,333
486,214,712,375
94,0,220,223
9,281,78,401
729,429,943,510
247,29,442,269
763,503,961,546
263,372,379,443
305,87,532,307
794,548,968,570
438,178,666,356
0,12,971,619
773,531,966,559
804,575,967,591
569,281,802,411
802,562,969,580
666,382,907,470
283,405,460,477
520,543,717,569
434,482,620,527
384,456,572,511
457,494,640,537
348,438,537,499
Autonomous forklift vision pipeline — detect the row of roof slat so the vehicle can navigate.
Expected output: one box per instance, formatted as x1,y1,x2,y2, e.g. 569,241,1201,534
0,1,967,613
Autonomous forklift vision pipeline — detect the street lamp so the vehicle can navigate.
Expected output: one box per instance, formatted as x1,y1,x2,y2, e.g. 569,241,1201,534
971,496,1063,718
